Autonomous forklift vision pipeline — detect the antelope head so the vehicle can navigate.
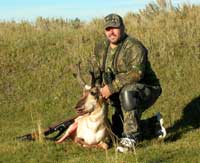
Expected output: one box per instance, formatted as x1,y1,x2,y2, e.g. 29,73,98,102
72,62,103,114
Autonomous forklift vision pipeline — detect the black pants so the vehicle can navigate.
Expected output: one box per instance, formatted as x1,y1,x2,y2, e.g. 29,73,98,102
109,83,162,139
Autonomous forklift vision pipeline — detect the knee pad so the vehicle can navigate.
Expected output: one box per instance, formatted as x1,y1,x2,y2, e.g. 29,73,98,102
120,90,139,111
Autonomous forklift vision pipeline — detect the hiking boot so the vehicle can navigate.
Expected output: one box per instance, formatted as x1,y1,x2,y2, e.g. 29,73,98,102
155,112,167,139
116,134,138,153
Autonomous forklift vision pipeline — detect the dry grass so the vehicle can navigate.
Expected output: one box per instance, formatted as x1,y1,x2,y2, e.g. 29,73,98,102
0,1,200,162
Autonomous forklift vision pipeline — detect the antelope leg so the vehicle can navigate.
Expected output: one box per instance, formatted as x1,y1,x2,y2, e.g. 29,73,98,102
96,141,109,150
56,122,78,144
74,138,109,150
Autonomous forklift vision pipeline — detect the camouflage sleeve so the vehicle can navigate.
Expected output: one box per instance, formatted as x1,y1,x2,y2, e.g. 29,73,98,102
108,44,147,93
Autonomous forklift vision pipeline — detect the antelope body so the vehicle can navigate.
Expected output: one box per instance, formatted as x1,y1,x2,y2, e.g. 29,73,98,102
56,87,111,150
17,63,112,149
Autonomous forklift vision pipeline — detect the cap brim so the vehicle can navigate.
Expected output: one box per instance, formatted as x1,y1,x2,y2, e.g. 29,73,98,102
104,23,121,29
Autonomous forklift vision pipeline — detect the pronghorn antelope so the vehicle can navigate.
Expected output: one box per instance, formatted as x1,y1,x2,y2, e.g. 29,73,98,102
56,63,111,150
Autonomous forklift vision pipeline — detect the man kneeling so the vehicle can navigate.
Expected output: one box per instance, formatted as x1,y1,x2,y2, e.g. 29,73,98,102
90,13,166,152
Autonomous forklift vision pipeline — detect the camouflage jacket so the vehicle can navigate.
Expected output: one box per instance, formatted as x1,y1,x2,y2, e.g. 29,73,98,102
90,33,161,93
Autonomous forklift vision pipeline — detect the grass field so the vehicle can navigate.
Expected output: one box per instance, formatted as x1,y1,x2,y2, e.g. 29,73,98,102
0,1,200,163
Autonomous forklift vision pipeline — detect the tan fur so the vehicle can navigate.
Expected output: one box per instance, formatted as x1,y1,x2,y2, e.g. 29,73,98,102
56,88,110,150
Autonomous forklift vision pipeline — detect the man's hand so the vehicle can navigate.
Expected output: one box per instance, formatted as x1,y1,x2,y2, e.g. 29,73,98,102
100,85,111,99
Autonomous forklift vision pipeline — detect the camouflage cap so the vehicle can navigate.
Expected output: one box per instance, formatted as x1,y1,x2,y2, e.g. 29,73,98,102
104,13,124,29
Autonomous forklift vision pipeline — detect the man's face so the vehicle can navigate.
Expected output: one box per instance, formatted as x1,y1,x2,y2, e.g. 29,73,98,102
104,27,122,44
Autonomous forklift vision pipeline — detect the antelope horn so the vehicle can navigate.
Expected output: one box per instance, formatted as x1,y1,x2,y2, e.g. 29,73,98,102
87,59,96,88
72,62,91,90
89,71,95,88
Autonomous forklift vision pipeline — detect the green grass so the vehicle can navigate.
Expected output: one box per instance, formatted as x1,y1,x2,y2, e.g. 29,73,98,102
0,1,200,163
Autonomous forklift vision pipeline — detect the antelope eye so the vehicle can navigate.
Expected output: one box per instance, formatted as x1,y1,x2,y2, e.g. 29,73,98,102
90,91,96,96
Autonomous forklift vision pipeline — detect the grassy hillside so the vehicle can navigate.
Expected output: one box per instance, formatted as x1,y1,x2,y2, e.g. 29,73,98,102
0,1,200,163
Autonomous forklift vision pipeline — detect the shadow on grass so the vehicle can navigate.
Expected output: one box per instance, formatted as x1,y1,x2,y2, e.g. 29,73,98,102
165,95,200,142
